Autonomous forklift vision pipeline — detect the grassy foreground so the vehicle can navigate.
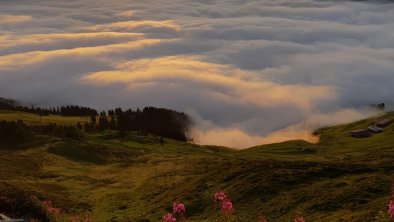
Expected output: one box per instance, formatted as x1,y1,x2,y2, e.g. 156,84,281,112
0,111,394,221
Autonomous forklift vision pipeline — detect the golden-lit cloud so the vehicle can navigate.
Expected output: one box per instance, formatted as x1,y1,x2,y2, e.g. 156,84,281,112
193,127,318,149
192,128,270,149
81,56,336,110
0,32,144,51
193,108,378,149
0,32,143,46
116,11,135,17
87,20,180,32
0,15,32,23
0,39,162,71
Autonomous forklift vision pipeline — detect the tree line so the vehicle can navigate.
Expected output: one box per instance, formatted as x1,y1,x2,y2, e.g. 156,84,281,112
0,97,193,142
0,97,98,116
86,107,192,141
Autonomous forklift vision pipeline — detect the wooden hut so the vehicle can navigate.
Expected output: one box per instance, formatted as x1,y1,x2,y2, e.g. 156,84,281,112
368,125,383,133
351,129,371,138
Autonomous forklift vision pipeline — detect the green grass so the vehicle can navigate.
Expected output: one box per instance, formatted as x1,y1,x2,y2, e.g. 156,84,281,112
0,110,88,125
0,111,393,221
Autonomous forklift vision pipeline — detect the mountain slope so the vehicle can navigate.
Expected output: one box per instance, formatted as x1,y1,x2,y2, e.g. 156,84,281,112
0,111,393,221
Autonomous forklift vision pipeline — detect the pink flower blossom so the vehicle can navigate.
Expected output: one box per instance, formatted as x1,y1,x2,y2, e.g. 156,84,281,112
214,191,227,202
42,200,62,221
388,200,394,218
162,212,176,222
214,190,235,220
173,200,186,215
294,215,305,222
221,199,234,213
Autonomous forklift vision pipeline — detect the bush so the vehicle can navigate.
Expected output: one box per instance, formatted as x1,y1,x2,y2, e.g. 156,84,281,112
0,185,49,221
0,120,34,146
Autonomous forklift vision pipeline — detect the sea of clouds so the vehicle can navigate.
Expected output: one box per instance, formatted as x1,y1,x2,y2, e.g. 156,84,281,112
1,0,393,148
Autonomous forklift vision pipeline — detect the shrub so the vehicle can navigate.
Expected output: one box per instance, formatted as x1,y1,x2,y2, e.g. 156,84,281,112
0,120,34,146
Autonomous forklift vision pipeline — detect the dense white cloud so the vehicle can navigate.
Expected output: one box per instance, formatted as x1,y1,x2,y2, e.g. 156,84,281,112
1,0,393,148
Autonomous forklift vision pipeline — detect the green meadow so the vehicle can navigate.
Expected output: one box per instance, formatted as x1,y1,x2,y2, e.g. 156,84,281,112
0,110,88,125
1,111,394,221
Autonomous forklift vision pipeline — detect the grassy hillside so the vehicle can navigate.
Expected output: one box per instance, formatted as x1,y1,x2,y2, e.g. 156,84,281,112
0,112,393,221
0,110,88,125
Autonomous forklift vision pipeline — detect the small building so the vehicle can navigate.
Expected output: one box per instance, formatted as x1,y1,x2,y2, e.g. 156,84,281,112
376,119,393,128
368,125,383,133
351,129,371,138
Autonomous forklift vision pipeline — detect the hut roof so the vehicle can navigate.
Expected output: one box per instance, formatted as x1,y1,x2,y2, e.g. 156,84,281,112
376,118,393,127
350,129,371,138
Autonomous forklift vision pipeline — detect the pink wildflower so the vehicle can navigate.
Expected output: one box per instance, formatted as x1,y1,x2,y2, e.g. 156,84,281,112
294,215,305,222
162,212,176,222
174,203,186,214
388,200,394,219
42,200,62,221
214,191,227,202
257,212,268,222
172,199,186,215
388,179,394,219
214,191,235,220
221,199,234,213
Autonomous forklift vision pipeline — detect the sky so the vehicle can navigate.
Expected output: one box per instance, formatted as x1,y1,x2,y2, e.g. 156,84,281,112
1,0,394,148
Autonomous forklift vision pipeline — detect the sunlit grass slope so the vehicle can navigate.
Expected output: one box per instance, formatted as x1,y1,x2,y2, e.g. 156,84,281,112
0,112,393,221
0,110,88,125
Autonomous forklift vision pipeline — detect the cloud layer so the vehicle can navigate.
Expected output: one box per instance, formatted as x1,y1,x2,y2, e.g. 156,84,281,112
1,0,393,148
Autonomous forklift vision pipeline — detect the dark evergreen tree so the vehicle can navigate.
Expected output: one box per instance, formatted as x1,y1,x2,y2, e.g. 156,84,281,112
91,115,97,126
113,106,192,141
110,115,116,129
98,114,109,131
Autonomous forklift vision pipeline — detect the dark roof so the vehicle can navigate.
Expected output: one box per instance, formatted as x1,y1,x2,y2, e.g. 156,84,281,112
351,129,369,133
376,118,393,127
350,129,371,138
